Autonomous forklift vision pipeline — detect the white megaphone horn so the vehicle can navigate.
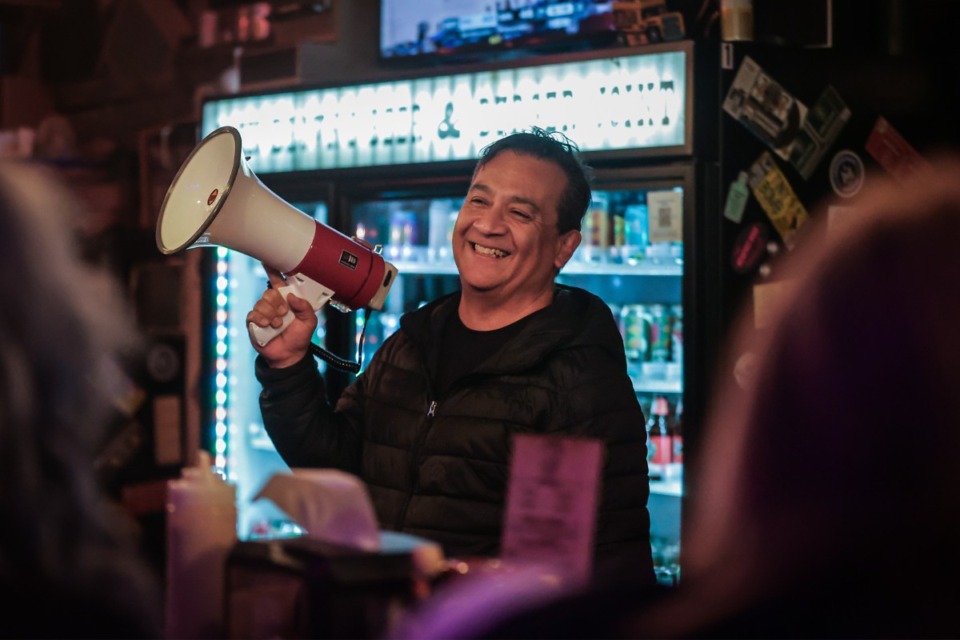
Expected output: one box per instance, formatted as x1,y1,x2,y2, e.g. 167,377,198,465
156,125,398,356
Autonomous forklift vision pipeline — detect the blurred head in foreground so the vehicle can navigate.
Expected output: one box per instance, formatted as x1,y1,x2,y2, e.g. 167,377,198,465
0,160,160,637
631,156,960,638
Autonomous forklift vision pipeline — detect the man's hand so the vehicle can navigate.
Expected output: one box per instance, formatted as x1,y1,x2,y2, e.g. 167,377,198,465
246,265,318,368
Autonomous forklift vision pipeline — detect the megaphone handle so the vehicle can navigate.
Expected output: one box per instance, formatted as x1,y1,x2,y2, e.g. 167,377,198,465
248,276,335,347
248,303,298,347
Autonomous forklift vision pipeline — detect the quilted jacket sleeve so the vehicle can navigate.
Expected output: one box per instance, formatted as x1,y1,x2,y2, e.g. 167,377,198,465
255,353,364,473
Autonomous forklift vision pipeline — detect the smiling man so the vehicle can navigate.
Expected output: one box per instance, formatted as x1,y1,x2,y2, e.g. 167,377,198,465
248,128,655,582
454,141,580,329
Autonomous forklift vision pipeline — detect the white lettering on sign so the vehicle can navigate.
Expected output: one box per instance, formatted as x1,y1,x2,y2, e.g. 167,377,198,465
202,47,689,172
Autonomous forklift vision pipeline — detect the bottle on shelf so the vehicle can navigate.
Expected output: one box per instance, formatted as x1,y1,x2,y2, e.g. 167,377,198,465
668,304,683,383
645,395,673,481
580,191,610,263
620,304,651,368
667,398,683,482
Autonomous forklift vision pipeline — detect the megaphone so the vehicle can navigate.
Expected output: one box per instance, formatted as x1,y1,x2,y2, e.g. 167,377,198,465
156,125,398,358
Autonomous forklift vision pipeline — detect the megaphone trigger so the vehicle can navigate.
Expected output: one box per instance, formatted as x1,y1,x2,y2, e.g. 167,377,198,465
248,274,335,347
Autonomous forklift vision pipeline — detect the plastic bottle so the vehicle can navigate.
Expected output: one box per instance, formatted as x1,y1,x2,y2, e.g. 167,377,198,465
165,451,237,639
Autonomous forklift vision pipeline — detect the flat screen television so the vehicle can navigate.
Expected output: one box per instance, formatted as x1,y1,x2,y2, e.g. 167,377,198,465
380,0,618,65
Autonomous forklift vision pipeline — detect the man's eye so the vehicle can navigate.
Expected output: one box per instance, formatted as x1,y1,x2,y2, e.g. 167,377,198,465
512,209,533,219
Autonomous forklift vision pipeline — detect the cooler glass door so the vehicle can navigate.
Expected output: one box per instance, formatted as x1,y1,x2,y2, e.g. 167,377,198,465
210,199,331,539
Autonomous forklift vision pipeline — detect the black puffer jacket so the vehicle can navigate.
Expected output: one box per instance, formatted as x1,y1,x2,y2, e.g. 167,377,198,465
257,285,654,579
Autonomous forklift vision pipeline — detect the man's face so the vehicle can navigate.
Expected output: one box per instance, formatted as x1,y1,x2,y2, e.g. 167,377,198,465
452,150,581,305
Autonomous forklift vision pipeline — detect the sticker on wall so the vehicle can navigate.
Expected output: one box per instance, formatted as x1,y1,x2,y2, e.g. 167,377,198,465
723,170,750,223
723,56,807,160
730,221,769,274
829,150,865,198
787,85,851,179
647,189,684,244
865,116,930,184
747,151,809,250
723,59,850,180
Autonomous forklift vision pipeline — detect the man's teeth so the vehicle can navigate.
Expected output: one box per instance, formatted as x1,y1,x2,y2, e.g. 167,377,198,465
474,244,506,258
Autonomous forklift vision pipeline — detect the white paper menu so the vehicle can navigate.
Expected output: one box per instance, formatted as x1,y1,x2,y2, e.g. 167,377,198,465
500,434,604,584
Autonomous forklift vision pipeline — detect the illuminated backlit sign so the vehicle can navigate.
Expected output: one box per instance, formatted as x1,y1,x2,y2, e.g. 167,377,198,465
202,46,689,173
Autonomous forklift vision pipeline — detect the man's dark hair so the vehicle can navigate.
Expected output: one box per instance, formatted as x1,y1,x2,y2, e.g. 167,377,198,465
474,127,593,234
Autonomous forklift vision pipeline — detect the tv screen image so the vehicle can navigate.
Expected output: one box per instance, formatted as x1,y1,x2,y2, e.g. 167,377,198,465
380,0,616,62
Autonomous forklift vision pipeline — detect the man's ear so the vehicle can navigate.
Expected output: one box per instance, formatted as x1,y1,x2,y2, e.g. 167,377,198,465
554,229,582,270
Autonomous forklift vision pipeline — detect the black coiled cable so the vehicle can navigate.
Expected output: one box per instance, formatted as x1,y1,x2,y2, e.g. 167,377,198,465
307,308,370,374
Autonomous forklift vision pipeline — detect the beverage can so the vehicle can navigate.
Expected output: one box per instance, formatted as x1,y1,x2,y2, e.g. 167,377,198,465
580,192,609,262
588,207,609,246
649,304,674,362
620,304,651,362
612,211,626,246
610,211,626,261
623,204,649,262
669,305,683,365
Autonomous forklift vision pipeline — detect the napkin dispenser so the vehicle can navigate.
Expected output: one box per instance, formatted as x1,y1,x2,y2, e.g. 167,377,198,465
223,469,443,639
224,535,423,639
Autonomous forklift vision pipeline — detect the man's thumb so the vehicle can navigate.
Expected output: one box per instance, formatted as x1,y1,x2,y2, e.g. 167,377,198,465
285,292,317,318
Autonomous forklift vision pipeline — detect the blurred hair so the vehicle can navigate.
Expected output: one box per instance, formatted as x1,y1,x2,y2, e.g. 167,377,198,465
475,127,593,234
0,160,160,636
631,156,960,638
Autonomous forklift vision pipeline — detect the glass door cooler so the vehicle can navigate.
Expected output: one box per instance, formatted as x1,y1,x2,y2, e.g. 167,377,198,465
198,40,698,576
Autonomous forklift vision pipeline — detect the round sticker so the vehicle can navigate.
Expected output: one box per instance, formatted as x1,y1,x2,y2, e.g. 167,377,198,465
829,150,865,198
147,342,180,383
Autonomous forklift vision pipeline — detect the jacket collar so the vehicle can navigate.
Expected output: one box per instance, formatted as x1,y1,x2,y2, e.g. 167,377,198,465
399,285,623,374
